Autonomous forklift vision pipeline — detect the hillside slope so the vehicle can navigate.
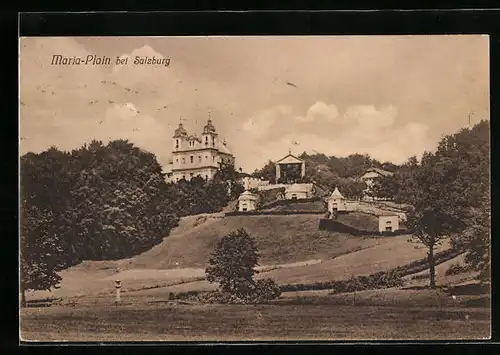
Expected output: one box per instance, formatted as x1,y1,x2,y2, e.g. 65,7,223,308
119,213,393,269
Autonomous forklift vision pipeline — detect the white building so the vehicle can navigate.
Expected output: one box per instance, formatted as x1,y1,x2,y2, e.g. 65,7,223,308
326,187,346,213
241,176,269,191
360,167,394,188
275,150,306,183
238,190,259,212
378,213,400,233
166,118,235,182
284,183,314,200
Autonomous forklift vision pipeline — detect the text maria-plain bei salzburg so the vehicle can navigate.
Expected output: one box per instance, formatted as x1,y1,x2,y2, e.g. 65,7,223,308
51,55,171,67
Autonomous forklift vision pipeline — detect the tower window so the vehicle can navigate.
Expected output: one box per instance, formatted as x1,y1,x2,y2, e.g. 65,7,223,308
175,159,178,163
182,158,185,164
198,156,202,162
190,156,194,163
205,155,208,160
176,139,179,148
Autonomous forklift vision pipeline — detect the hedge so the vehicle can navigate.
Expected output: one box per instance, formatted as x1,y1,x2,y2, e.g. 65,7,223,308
279,248,463,293
225,210,325,216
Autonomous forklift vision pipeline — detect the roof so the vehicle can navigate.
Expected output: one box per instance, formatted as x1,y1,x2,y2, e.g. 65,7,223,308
173,123,188,138
376,211,399,217
363,167,394,177
238,190,258,200
276,153,304,165
330,187,344,199
218,142,233,155
286,183,313,193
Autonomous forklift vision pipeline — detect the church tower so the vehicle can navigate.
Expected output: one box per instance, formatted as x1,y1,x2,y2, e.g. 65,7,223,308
173,122,187,151
202,118,218,149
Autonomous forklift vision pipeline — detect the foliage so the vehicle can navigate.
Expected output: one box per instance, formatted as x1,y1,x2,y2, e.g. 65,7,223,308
251,160,276,184
370,175,400,200
281,270,404,294
205,228,281,303
252,152,398,194
20,139,241,295
451,192,490,280
339,179,367,200
280,248,461,293
397,120,490,287
445,262,468,277
20,205,66,305
206,228,259,296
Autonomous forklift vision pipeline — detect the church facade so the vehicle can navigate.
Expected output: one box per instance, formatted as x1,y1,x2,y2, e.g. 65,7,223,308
166,118,235,182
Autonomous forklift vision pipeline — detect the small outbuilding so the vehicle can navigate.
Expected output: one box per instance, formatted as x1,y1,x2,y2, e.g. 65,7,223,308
284,183,314,200
326,187,346,213
238,190,259,212
378,213,400,233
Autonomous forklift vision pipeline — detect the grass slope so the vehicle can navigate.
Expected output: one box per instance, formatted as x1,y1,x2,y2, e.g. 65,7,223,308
120,214,390,269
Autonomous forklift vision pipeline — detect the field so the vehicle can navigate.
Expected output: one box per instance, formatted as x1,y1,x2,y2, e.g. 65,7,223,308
21,209,491,341
21,291,490,341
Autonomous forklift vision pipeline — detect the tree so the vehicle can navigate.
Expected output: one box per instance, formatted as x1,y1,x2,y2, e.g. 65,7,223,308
20,205,66,306
252,160,276,184
339,178,367,200
398,121,490,288
400,151,464,289
206,228,280,303
370,175,400,200
453,192,490,281
206,228,259,297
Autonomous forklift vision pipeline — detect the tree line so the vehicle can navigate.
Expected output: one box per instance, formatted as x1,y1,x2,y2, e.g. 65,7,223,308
20,139,242,304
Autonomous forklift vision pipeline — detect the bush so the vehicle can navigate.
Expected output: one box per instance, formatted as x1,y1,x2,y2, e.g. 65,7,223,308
445,262,467,276
253,278,282,302
205,229,281,304
410,273,430,280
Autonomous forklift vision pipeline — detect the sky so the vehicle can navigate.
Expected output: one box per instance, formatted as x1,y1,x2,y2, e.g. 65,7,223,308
20,35,490,173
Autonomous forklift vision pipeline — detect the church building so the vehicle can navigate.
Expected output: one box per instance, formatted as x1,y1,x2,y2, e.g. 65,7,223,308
166,118,235,182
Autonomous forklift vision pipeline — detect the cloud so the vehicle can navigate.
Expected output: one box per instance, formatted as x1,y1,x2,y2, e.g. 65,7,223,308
241,105,292,138
237,102,433,172
295,101,339,122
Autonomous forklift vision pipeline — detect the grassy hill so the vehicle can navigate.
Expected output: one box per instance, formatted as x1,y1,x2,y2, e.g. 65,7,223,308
121,213,389,269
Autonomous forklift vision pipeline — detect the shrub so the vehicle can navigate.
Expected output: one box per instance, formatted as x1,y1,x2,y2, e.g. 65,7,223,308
410,273,430,280
205,229,281,304
445,262,467,276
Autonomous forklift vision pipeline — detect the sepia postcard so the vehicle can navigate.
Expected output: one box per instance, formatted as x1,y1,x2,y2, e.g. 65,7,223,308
19,35,491,342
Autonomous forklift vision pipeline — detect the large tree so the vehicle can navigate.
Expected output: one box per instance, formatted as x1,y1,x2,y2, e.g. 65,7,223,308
398,120,490,287
206,228,260,297
205,228,280,303
20,205,66,306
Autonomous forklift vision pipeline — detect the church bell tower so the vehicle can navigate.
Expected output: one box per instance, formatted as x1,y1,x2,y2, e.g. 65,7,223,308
202,116,218,149
173,122,187,151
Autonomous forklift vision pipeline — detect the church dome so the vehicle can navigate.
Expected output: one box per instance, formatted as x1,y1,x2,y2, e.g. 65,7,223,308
173,123,187,137
203,119,217,134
